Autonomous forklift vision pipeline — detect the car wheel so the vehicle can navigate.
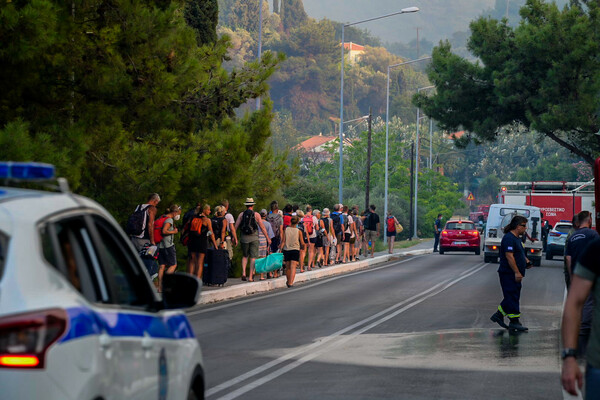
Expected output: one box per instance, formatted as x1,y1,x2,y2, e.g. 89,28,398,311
188,366,205,400
475,247,481,256
546,251,553,260
439,247,444,254
484,255,490,263
533,259,541,267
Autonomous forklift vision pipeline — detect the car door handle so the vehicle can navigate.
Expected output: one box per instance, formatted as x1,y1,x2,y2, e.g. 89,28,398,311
99,333,112,349
141,333,153,350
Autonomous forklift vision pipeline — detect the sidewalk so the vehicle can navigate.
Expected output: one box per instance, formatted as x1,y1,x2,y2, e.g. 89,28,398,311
198,239,434,305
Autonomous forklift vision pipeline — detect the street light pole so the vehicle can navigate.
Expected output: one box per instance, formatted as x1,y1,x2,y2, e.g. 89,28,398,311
383,57,431,244
413,85,435,240
255,0,263,111
339,6,419,204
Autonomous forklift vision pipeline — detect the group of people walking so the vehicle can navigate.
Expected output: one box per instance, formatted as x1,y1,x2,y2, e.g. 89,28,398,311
127,194,404,289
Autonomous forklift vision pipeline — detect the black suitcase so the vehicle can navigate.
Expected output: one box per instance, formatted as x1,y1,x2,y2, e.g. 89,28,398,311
203,249,230,286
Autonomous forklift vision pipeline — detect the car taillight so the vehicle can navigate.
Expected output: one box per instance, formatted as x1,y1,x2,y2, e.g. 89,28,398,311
549,232,561,237
0,309,67,369
530,249,536,253
491,245,498,250
470,231,479,236
441,230,448,235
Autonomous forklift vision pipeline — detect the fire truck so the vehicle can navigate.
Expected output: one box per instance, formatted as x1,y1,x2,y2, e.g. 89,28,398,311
497,180,596,228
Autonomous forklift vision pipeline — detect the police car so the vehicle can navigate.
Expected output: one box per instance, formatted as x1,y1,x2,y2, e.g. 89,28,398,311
545,221,572,260
0,162,205,399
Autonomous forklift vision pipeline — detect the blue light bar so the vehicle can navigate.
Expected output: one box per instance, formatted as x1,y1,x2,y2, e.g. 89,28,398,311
0,162,55,180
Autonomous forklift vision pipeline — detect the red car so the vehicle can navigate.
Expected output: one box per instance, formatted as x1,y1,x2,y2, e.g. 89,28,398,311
439,219,481,255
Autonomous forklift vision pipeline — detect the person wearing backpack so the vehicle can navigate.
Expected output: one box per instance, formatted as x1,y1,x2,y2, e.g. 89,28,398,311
235,198,270,282
331,204,345,264
127,193,161,252
267,201,284,254
363,204,380,258
157,204,181,292
222,200,238,260
386,211,400,254
303,205,319,271
296,210,307,273
282,215,306,288
282,204,293,230
187,204,218,280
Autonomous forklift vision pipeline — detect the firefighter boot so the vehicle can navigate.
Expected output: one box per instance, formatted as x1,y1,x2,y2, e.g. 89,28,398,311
508,318,528,332
490,310,508,329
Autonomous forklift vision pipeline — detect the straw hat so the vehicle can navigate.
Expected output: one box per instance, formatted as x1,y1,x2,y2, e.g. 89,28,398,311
244,197,256,206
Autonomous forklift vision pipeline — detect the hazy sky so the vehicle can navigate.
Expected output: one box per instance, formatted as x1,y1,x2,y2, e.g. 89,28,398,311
300,0,501,44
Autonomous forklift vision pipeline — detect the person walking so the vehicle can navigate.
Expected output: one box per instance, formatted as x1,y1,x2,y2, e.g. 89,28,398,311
490,215,532,332
363,204,380,258
157,204,181,292
210,205,227,249
258,209,275,280
341,206,353,263
303,206,318,271
282,215,306,288
331,204,344,264
353,209,364,259
296,210,307,272
222,200,238,260
128,193,161,251
235,198,270,282
564,210,599,355
267,201,284,254
386,211,400,254
561,237,600,398
187,204,218,281
433,213,443,252
321,208,334,267
313,209,325,267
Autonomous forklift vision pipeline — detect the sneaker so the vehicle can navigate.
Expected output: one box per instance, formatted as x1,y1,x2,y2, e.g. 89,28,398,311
490,310,508,329
508,319,528,332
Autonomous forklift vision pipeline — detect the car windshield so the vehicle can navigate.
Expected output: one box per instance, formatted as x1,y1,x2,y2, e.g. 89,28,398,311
555,224,571,234
446,222,475,230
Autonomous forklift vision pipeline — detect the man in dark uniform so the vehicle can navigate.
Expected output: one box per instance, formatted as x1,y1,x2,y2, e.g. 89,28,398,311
490,215,533,331
433,213,443,252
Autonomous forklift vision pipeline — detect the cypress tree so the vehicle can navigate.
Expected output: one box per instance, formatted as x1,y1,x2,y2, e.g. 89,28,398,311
184,0,219,45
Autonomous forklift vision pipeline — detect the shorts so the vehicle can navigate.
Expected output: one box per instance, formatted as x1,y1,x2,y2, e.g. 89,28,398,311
188,234,207,254
309,237,317,244
354,235,362,248
241,240,259,258
283,250,300,262
315,235,324,248
386,230,396,237
365,230,378,242
349,236,356,244
158,246,177,266
322,234,330,247
336,232,342,244
343,233,351,243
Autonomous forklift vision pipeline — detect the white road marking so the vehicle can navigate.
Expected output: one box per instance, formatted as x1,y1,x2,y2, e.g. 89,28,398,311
208,262,488,399
188,256,421,316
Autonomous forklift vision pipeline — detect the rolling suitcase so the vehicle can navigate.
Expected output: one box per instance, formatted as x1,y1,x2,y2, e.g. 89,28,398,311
203,248,230,286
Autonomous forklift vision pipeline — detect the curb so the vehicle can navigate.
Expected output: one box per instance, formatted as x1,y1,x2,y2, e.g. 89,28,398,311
197,248,432,305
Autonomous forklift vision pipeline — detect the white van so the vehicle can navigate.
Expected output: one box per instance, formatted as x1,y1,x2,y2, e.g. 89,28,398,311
483,204,543,266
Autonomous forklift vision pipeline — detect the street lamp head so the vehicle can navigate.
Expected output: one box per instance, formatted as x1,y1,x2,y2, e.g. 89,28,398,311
401,7,419,13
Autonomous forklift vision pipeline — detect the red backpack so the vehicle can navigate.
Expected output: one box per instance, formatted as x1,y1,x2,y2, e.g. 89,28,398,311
153,215,169,243
303,215,314,235
387,216,395,232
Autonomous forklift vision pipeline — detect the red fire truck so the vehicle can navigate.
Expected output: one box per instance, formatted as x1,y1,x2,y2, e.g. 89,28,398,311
497,181,595,227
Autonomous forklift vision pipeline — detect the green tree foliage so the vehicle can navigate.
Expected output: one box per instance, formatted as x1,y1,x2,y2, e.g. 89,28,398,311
281,0,308,32
415,0,600,166
185,0,218,45
0,0,291,222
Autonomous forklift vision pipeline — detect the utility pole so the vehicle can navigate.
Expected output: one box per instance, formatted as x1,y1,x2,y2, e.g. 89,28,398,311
365,107,373,211
409,141,414,241
416,27,420,59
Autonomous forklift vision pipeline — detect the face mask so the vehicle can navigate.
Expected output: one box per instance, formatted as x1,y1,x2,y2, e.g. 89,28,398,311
174,214,181,221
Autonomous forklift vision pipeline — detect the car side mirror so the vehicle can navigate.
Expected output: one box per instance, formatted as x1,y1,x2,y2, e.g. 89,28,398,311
161,272,201,309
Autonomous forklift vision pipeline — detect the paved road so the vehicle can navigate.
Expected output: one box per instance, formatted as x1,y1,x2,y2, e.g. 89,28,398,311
188,252,566,400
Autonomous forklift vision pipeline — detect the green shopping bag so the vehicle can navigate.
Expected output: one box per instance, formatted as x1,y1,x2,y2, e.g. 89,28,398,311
254,252,284,273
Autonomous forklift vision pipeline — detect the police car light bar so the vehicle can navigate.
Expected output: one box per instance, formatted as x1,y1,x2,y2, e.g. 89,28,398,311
0,162,55,180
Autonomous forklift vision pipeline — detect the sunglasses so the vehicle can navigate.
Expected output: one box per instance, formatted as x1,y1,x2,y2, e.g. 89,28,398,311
519,224,527,227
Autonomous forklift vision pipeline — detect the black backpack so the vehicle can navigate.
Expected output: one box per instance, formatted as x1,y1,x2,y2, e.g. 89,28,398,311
125,204,148,236
240,209,258,235
331,213,342,234
211,216,224,237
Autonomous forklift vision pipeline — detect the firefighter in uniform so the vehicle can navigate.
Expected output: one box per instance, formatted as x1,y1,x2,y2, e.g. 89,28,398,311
490,215,533,331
